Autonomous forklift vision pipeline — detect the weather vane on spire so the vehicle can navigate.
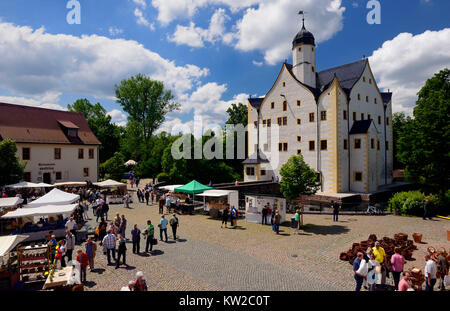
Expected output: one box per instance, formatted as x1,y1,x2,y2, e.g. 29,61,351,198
298,10,306,28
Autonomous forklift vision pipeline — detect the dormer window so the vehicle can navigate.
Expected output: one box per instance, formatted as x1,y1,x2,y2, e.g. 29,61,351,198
67,128,78,137
58,120,79,139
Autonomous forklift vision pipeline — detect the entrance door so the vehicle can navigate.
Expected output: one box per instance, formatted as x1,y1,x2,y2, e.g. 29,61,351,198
43,172,51,184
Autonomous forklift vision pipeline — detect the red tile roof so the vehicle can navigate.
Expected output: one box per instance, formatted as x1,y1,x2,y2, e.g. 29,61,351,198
0,102,101,145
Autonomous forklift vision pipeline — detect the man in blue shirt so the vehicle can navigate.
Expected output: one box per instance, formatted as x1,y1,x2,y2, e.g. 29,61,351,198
353,252,366,291
159,215,168,242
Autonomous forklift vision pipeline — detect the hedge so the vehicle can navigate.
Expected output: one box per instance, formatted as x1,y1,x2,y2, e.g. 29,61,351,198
388,191,439,216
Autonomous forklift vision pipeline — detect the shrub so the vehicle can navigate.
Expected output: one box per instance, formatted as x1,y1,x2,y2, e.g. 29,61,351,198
388,191,439,216
156,172,170,183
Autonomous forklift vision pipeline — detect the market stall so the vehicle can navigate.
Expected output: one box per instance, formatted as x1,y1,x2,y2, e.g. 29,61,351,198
0,235,28,289
0,197,23,214
26,188,80,208
196,190,239,218
174,180,212,214
53,181,87,187
42,266,73,290
245,194,287,223
159,185,184,192
93,179,128,204
1,204,78,242
5,182,51,189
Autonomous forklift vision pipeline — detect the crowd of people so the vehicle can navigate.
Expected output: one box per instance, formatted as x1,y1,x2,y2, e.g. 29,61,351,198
352,241,449,291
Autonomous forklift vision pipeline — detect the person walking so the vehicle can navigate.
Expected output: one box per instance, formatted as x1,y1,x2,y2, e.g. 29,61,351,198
76,249,89,283
144,220,154,253
116,234,127,269
353,252,366,291
367,253,380,291
169,213,179,240
85,238,97,271
150,191,154,204
159,195,165,214
65,216,77,236
293,209,301,235
134,271,148,291
272,210,281,234
65,229,76,263
98,218,107,244
55,239,67,268
372,241,387,286
159,215,168,242
145,190,150,205
131,224,141,254
230,205,237,228
221,206,229,228
102,230,117,265
102,202,109,221
119,214,127,238
331,200,340,222
423,199,432,220
390,248,405,290
261,204,268,225
424,253,437,291
437,251,449,290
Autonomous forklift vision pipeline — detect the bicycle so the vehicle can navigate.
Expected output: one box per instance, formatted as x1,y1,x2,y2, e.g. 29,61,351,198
366,204,383,215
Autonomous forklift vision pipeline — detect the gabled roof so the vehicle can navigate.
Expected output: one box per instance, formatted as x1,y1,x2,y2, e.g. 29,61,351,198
248,98,264,110
0,102,101,145
317,59,367,92
349,120,373,135
381,92,392,104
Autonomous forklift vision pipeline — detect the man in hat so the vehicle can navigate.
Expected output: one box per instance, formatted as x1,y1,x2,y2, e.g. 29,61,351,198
169,213,179,240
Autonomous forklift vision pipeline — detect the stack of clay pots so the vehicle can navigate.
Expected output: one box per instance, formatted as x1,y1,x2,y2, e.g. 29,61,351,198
339,233,418,265
427,247,448,262
408,267,425,290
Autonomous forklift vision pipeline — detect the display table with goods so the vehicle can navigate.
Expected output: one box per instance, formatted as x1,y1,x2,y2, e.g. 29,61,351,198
42,266,73,290
17,243,50,284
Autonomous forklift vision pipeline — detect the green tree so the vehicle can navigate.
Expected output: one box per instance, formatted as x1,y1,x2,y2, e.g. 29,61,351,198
0,139,25,186
392,112,412,169
115,74,179,147
397,68,450,197
226,103,248,126
100,152,127,181
279,154,320,200
68,99,123,163
225,102,248,179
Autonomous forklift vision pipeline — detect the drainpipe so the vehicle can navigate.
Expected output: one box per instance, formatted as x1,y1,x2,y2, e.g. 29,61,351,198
316,99,321,191
383,103,387,185
347,98,351,191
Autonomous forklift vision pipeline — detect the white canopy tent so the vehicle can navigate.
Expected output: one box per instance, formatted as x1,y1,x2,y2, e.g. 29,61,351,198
53,181,87,187
5,181,45,189
0,235,29,264
125,160,137,166
1,203,78,219
159,185,184,192
35,182,55,188
93,179,127,188
26,189,80,208
196,189,239,211
0,197,23,209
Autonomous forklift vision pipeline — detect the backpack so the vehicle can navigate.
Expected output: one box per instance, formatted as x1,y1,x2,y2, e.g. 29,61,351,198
170,217,178,226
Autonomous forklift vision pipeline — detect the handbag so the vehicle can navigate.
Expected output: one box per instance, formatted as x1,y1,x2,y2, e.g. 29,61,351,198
152,238,158,245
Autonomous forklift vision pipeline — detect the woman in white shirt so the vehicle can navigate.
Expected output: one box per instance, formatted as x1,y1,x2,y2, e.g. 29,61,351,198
367,253,380,291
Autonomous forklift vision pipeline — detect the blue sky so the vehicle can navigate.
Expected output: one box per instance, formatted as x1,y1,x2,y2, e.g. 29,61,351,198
0,0,449,133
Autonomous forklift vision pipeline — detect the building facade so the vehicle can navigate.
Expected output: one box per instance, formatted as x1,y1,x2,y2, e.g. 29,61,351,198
243,22,393,194
0,103,101,184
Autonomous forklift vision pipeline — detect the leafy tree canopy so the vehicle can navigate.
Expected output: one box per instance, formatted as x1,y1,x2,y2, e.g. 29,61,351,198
226,102,248,126
100,152,127,181
0,139,25,186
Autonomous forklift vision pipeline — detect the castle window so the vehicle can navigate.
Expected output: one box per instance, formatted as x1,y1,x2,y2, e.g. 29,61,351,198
254,121,258,128
282,82,286,87
267,119,271,127
363,77,366,82
368,114,371,120
54,148,61,160
366,96,369,103
354,139,361,149
277,117,282,126
358,94,361,100
297,100,301,106
309,140,315,151
369,78,372,84
22,148,30,160
312,47,314,52
312,66,315,73
297,149,302,155
55,172,62,180
344,139,348,150
343,110,348,120
377,140,380,150
262,119,267,127
309,112,315,122
298,47,302,52
282,116,287,126
271,102,274,109
361,113,365,120
354,172,363,182
297,118,301,125
83,167,89,177
353,112,356,121
386,141,389,150
78,148,84,159
374,98,377,104
320,111,327,121
261,169,266,176
378,116,381,125
297,136,301,142
89,148,94,159
371,139,375,149
283,101,287,111
246,167,255,176
278,143,288,152
386,117,390,125
320,140,328,150
263,143,269,152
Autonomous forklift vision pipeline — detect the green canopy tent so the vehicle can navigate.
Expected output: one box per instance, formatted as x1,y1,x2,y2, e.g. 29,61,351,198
174,180,213,207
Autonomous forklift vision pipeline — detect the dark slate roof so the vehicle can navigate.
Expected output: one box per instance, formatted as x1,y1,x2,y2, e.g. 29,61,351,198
248,97,264,109
317,59,367,92
292,25,315,48
381,92,392,104
349,119,373,135
242,152,270,164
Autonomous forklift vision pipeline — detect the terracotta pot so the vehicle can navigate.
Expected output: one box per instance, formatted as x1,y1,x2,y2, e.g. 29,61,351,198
447,230,450,242
412,233,423,243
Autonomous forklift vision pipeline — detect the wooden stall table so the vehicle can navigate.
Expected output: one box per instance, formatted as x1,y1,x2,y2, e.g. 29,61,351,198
42,266,72,290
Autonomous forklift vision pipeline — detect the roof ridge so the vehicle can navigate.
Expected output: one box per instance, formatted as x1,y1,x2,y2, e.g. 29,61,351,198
317,58,367,74
0,102,79,115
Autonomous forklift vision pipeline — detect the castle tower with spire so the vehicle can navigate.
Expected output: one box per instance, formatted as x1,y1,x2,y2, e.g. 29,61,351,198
292,12,316,88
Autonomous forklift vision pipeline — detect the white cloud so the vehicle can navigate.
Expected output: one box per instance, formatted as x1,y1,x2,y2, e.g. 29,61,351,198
168,8,230,48
351,2,358,8
235,0,346,65
108,26,124,36
252,60,263,66
107,109,128,126
0,92,65,110
133,0,147,9
134,8,155,30
369,28,450,113
0,22,208,101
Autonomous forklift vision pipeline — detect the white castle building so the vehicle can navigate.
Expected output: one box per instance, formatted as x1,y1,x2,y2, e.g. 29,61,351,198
243,19,393,194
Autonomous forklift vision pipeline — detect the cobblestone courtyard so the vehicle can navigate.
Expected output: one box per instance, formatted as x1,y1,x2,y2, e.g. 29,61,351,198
71,190,449,291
